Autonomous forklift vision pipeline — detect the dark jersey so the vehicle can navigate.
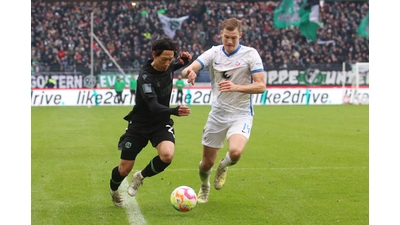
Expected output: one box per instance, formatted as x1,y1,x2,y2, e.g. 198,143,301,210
123,60,185,131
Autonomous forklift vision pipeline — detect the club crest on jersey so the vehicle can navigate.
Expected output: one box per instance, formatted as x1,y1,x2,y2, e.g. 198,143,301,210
234,60,241,67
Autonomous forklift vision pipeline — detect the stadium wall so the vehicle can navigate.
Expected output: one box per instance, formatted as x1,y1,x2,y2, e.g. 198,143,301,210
31,68,369,88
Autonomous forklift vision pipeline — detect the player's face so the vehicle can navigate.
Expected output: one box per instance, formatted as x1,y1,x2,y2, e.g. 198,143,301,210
220,28,242,54
152,50,175,71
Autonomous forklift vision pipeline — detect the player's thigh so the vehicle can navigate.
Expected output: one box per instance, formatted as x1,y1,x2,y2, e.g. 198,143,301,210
226,117,253,151
151,122,176,162
150,121,175,147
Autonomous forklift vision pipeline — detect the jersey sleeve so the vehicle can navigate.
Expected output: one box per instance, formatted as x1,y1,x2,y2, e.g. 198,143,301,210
196,46,219,70
137,71,179,116
248,48,264,74
138,73,157,100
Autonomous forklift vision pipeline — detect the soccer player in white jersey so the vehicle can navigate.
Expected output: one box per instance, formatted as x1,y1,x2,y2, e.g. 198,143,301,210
182,18,266,203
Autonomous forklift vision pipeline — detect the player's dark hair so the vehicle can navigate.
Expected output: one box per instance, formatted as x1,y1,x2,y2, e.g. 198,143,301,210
152,35,178,57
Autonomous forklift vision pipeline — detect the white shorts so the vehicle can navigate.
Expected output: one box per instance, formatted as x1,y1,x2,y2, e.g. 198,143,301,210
202,115,253,149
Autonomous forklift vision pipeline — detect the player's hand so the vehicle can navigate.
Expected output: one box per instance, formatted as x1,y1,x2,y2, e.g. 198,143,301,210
177,105,191,116
218,80,238,92
186,68,197,85
177,51,192,65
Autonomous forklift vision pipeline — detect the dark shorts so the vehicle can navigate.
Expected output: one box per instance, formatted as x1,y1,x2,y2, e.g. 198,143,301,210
130,89,136,95
117,120,175,160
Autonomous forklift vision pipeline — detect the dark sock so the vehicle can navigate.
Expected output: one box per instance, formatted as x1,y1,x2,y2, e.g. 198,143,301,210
110,166,126,191
141,155,171,178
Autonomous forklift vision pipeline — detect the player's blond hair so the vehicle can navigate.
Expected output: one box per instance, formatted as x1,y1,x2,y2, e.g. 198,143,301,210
221,18,242,33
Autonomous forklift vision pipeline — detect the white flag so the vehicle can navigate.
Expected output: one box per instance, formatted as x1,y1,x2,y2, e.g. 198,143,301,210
157,13,189,39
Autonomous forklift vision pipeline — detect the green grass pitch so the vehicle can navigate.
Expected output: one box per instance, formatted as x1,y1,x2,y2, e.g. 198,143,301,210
31,105,368,225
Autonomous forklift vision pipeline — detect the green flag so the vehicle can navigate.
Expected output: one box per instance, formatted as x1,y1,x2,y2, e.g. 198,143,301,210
273,0,302,28
358,13,369,37
299,2,320,42
274,0,320,42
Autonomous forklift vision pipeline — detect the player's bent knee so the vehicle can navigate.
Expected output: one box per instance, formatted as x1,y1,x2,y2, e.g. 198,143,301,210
118,160,135,176
228,149,243,162
160,154,174,163
118,168,131,177
201,159,215,170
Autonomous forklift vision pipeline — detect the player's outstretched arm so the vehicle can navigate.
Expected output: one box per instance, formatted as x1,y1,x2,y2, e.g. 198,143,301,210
182,60,202,85
146,97,191,117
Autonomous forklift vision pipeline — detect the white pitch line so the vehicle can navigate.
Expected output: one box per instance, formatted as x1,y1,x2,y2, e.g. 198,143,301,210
115,166,366,224
120,179,147,225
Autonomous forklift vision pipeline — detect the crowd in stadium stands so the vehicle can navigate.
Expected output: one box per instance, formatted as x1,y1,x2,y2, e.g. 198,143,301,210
31,0,369,75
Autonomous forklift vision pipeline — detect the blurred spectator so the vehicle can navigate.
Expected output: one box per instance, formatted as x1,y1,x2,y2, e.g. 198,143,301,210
174,74,185,105
45,76,57,88
112,76,125,104
31,0,369,75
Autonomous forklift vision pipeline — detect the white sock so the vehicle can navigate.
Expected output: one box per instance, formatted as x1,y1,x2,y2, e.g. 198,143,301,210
198,161,211,187
219,152,238,168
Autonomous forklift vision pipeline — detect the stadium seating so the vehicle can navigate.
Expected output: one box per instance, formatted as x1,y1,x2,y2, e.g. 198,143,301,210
31,0,369,76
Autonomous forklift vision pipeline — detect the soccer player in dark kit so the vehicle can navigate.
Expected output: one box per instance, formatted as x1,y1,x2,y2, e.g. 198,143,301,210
109,35,196,207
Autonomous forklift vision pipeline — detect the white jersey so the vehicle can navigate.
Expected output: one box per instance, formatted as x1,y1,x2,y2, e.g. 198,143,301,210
197,44,264,120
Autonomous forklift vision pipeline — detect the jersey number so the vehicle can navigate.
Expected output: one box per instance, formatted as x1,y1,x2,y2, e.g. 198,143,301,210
166,125,175,138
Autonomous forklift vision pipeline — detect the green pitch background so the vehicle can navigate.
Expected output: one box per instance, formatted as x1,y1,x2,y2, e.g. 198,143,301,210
31,105,368,225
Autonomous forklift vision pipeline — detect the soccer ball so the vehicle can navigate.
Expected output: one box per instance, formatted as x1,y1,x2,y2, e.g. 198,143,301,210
170,186,197,212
